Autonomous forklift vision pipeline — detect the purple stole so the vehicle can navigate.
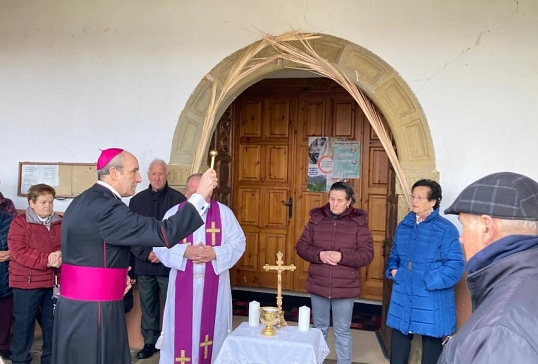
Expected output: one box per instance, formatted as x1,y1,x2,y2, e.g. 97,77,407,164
174,200,221,364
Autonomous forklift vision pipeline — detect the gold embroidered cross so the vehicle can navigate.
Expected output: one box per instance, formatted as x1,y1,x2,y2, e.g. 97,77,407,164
175,350,190,363
199,334,213,359
263,251,296,328
206,222,221,246
182,237,192,245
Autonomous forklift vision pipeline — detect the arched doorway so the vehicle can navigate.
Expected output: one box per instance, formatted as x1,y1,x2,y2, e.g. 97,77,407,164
167,33,439,357
168,33,438,212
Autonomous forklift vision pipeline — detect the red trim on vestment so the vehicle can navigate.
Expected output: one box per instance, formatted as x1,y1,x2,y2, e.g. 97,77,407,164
161,226,170,248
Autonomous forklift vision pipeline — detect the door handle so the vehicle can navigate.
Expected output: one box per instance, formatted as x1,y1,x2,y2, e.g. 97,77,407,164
281,197,293,218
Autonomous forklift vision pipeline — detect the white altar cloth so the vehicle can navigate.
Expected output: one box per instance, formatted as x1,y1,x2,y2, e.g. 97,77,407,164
213,322,330,364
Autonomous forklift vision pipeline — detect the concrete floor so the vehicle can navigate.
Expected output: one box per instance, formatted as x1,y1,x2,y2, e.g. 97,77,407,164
11,315,387,364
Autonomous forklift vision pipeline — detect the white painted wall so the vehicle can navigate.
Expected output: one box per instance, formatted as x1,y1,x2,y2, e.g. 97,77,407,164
1,0,537,219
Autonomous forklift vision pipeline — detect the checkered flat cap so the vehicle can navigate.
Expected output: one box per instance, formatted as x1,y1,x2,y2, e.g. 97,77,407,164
444,172,538,221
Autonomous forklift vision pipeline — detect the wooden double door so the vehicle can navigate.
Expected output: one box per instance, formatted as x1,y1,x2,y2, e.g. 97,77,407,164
226,78,390,301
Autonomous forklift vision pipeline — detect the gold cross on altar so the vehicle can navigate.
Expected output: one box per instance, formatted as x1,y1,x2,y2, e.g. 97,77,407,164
199,334,213,359
175,350,191,363
206,222,221,246
263,251,296,328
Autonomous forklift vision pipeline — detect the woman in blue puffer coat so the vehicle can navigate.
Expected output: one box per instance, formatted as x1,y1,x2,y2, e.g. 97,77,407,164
385,179,464,364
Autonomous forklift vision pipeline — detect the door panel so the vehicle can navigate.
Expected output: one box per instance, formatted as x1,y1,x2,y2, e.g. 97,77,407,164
237,188,260,225
267,146,288,182
264,189,288,228
238,146,262,181
232,95,295,289
241,101,263,137
333,100,355,137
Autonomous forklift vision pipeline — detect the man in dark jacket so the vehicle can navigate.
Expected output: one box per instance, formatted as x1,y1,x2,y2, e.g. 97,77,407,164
0,211,14,361
129,158,186,359
438,172,538,364
52,148,217,364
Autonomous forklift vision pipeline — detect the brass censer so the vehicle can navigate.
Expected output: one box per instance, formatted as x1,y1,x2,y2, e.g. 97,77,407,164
259,306,280,336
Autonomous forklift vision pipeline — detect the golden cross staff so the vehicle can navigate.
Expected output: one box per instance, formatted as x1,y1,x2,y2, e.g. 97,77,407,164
263,251,296,329
209,150,218,169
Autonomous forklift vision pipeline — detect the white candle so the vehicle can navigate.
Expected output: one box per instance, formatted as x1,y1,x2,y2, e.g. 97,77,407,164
249,301,260,327
298,306,310,332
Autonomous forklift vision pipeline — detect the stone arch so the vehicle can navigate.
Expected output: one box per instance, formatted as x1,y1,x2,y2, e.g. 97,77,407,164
169,33,438,219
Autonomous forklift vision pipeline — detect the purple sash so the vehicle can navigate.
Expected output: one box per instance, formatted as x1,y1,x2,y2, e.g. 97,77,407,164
174,200,221,364
61,264,127,301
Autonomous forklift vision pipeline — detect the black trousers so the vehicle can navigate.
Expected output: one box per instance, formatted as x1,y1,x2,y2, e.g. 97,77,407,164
390,328,443,364
0,294,13,350
137,275,168,345
12,288,54,364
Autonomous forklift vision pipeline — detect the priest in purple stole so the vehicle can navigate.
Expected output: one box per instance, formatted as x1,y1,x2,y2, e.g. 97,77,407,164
155,173,246,364
52,150,218,364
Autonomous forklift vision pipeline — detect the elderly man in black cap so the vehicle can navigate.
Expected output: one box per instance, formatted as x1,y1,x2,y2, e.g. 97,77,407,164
437,172,538,364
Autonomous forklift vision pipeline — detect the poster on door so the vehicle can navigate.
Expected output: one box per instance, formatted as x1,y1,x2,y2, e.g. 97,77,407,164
307,137,333,192
333,140,360,178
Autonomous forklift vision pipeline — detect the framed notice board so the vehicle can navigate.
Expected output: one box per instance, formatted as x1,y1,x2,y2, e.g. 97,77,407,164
18,162,97,198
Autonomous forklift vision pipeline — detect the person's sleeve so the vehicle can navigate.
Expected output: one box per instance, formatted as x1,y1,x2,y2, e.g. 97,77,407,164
442,326,538,364
295,222,323,263
7,217,49,270
153,207,189,271
5,200,17,217
162,205,177,221
186,194,210,217
98,199,203,249
131,246,152,261
385,225,402,280
128,252,137,279
154,244,188,271
211,205,246,275
423,223,464,290
339,225,374,268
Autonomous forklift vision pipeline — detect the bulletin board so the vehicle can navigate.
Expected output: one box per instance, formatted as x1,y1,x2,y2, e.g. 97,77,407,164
18,162,96,198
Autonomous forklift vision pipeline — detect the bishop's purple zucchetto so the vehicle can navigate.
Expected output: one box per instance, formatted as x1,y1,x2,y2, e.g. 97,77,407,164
96,148,124,170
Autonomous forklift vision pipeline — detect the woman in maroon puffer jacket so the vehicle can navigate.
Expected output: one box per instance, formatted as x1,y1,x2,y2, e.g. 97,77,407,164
296,182,374,364
8,184,62,364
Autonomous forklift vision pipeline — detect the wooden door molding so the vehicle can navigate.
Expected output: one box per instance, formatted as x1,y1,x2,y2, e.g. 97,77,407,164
378,166,398,354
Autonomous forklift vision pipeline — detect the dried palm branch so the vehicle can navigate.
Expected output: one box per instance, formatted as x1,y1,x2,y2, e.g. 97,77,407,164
191,31,320,174
193,30,411,208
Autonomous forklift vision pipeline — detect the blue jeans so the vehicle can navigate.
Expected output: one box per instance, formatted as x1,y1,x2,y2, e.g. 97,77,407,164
12,288,55,364
311,294,354,364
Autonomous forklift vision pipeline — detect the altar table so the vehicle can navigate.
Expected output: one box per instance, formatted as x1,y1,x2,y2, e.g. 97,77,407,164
213,322,330,364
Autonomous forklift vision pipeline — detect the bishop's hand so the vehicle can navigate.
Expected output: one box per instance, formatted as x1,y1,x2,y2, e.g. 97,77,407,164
196,168,218,201
124,266,133,296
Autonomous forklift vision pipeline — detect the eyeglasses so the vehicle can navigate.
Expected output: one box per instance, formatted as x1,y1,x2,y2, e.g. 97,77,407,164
410,195,428,201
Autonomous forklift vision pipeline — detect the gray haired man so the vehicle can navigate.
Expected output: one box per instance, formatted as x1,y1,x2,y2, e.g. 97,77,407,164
438,172,538,363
